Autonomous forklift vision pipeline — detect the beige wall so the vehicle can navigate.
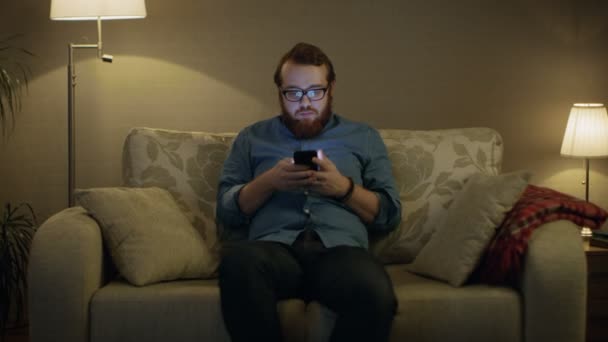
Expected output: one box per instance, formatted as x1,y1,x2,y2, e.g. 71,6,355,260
1,0,608,223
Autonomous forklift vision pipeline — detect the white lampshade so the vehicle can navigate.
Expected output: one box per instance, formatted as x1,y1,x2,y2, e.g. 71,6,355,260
561,103,608,158
50,0,147,20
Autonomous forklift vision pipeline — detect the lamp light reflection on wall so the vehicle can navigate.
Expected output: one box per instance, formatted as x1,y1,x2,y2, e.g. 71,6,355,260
50,0,147,207
560,103,608,236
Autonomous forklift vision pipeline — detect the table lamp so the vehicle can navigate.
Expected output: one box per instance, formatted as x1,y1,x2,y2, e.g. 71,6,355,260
50,0,147,206
560,103,608,236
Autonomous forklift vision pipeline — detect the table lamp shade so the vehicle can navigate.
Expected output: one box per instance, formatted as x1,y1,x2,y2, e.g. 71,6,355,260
50,0,147,20
561,103,608,158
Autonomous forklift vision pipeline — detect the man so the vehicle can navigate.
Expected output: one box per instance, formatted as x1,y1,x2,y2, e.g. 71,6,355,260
216,42,401,342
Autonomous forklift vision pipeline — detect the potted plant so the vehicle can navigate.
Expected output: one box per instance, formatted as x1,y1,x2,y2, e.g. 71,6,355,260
0,204,37,339
0,34,35,341
1,34,33,137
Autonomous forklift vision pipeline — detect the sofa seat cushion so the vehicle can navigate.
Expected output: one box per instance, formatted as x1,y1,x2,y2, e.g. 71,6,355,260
387,265,522,342
90,279,310,342
91,265,521,342
90,279,228,342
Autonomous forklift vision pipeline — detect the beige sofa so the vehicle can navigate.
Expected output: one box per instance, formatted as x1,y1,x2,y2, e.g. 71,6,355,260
28,126,587,342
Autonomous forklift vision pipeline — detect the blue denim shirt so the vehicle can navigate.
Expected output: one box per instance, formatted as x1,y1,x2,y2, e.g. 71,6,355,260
216,114,401,249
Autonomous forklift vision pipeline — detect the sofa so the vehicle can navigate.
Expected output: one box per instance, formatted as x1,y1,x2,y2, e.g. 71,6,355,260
28,126,587,342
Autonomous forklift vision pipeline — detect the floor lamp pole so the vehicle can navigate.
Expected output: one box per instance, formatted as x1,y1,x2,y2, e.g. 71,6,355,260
584,158,590,203
67,18,110,207
582,158,592,237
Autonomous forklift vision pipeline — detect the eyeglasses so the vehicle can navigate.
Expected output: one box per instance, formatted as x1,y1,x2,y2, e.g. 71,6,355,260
281,87,328,102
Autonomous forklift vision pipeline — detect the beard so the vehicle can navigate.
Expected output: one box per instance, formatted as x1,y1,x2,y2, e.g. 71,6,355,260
280,96,333,139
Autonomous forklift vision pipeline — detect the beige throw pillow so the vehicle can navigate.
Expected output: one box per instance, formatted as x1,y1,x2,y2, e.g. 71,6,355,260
406,171,530,286
75,187,217,286
371,128,503,264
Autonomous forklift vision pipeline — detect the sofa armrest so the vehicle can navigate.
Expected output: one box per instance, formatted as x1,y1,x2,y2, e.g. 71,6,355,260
28,207,107,342
519,220,587,342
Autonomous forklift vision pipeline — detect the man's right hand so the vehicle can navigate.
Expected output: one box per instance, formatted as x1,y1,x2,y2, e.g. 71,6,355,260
237,158,314,215
264,158,315,191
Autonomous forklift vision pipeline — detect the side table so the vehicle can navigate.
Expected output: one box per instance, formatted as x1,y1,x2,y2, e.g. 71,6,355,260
584,240,608,342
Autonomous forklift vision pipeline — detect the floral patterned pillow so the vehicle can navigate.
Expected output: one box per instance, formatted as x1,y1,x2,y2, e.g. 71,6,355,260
370,128,503,264
122,127,236,255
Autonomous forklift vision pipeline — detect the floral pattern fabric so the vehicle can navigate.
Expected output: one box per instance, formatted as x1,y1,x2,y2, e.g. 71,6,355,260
123,127,235,254
371,128,503,263
122,126,503,264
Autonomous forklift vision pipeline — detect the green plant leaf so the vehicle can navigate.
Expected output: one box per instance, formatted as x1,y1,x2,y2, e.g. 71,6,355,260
0,35,33,137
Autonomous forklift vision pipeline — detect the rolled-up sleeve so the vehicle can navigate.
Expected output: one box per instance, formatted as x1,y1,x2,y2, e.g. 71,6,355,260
216,130,252,227
362,128,402,232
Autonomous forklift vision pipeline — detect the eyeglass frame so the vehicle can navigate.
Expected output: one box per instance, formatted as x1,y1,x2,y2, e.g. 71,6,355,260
280,86,330,102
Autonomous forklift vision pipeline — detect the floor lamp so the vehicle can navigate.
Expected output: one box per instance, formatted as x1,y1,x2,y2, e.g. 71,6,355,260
560,103,608,236
50,0,147,206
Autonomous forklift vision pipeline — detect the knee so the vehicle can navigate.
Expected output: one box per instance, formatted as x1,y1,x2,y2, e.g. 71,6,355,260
359,279,397,317
340,262,396,317
327,248,397,316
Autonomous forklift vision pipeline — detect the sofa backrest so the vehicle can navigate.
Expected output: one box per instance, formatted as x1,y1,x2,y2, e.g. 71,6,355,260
373,128,502,263
123,128,236,252
123,126,502,263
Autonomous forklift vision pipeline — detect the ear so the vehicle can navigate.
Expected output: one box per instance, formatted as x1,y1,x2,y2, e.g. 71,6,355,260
329,80,336,96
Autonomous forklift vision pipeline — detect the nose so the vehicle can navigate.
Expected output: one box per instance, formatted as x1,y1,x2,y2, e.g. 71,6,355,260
299,94,312,106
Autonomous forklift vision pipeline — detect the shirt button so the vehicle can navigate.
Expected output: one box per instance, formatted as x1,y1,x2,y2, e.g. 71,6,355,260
304,190,309,196
303,208,310,214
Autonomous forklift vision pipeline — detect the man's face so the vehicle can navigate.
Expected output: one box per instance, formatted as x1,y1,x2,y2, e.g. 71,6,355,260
279,61,335,139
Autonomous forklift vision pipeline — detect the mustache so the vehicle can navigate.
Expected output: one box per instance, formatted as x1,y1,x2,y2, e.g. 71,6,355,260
296,107,319,115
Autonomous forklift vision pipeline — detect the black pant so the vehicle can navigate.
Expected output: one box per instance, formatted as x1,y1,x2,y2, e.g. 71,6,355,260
218,232,397,342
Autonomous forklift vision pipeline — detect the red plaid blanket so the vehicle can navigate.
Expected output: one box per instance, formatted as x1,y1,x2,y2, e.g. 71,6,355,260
477,184,608,285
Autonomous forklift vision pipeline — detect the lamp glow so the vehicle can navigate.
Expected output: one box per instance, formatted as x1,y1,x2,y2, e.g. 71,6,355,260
50,0,146,207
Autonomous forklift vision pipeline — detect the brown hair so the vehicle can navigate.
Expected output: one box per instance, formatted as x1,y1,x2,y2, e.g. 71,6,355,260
273,42,336,87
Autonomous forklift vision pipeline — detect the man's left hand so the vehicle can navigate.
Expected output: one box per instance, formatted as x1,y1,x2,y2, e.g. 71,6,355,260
309,150,351,198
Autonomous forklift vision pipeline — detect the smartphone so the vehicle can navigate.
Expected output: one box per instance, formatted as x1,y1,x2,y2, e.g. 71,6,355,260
293,150,318,170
